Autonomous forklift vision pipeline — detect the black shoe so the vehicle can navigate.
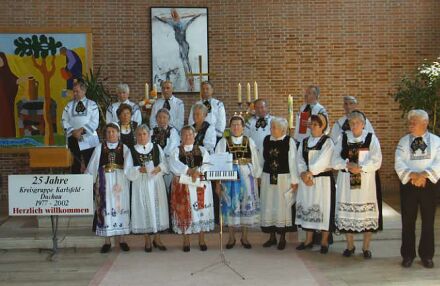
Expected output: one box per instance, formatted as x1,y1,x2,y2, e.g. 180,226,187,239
320,245,329,254
153,240,167,251
240,239,252,249
277,239,286,250
144,245,152,253
119,242,130,252
401,257,414,268
296,242,314,251
362,249,372,259
343,247,355,257
263,238,277,248
100,244,111,253
199,244,208,251
226,239,236,249
422,259,434,269
183,245,190,252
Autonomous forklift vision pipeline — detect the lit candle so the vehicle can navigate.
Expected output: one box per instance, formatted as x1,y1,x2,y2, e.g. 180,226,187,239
254,81,258,100
152,84,157,98
288,94,294,129
237,83,242,103
145,83,149,100
246,82,251,103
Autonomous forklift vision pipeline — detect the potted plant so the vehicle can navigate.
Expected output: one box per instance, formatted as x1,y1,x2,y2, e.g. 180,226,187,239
394,57,440,133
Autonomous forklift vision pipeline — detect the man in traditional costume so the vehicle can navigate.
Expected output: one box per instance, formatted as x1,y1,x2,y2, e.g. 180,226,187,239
62,80,99,174
244,99,273,153
395,109,440,269
150,80,185,132
215,114,262,249
293,85,329,145
188,81,226,142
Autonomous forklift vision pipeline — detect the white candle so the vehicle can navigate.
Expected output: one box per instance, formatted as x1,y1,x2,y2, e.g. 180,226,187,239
238,83,242,103
254,81,258,100
288,94,294,129
246,82,251,103
145,83,149,100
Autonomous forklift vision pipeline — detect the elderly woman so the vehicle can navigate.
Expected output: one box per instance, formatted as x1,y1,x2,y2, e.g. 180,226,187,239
127,124,169,252
260,117,299,250
192,103,216,154
169,126,215,252
86,123,133,253
395,110,440,269
106,83,142,125
295,114,335,254
215,115,262,249
151,108,180,190
332,110,382,259
117,103,137,149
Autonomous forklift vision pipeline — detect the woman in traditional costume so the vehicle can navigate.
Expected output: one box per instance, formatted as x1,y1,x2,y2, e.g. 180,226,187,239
295,114,335,254
192,103,216,154
169,126,215,252
86,123,133,253
332,110,382,259
117,103,137,150
260,117,299,250
215,115,261,249
127,124,169,252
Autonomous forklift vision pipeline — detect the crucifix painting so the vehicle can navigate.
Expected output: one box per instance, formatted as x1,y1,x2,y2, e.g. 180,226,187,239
151,7,208,93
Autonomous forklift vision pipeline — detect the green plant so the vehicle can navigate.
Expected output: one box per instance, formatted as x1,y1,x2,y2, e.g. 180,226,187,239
394,57,440,133
82,67,112,130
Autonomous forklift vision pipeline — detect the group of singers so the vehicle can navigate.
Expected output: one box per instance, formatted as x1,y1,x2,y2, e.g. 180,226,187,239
61,80,439,269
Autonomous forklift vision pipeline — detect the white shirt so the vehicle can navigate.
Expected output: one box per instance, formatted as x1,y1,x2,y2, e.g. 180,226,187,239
297,135,334,176
188,98,226,137
61,97,99,142
331,115,375,143
106,100,142,125
244,115,272,152
293,102,329,143
194,122,217,154
169,145,210,176
150,126,181,158
150,95,185,131
395,132,440,184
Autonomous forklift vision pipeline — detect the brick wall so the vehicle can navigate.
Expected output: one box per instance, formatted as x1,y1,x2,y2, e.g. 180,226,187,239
1,0,440,199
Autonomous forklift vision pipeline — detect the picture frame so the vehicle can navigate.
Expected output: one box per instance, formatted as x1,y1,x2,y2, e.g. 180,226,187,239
151,7,209,93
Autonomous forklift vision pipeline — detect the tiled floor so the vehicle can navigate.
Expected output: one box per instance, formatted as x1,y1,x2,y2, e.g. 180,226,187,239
0,194,439,286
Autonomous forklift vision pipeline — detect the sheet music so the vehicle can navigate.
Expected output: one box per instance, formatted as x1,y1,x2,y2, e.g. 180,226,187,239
206,152,233,171
78,135,99,151
179,174,206,188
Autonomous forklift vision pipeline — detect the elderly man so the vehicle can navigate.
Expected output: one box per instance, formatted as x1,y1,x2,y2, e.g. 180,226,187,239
395,109,440,269
150,80,185,132
244,99,273,152
330,96,375,143
61,80,99,174
293,85,329,145
106,83,142,125
188,81,226,141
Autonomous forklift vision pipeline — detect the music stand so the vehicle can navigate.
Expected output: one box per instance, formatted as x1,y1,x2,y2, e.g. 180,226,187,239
190,184,246,280
29,147,73,261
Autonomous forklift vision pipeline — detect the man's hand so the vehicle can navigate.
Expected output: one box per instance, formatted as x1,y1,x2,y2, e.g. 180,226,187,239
290,183,298,192
72,128,84,140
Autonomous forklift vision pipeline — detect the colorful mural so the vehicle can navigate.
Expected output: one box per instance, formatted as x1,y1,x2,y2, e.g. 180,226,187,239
0,31,91,145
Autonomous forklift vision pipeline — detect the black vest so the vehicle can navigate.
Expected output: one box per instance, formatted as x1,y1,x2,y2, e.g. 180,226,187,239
263,135,291,184
179,145,203,168
131,144,160,167
151,126,172,149
119,121,138,149
341,132,373,187
225,136,252,160
99,142,124,167
302,135,332,177
193,121,210,146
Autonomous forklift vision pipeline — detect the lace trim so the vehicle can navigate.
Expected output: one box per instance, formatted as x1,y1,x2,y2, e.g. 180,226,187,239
335,217,378,232
296,204,324,223
338,202,376,213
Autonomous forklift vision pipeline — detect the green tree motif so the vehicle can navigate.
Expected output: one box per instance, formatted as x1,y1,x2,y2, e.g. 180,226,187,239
14,35,63,145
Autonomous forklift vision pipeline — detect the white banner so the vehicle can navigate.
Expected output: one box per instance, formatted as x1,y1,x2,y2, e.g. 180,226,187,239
8,174,94,216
